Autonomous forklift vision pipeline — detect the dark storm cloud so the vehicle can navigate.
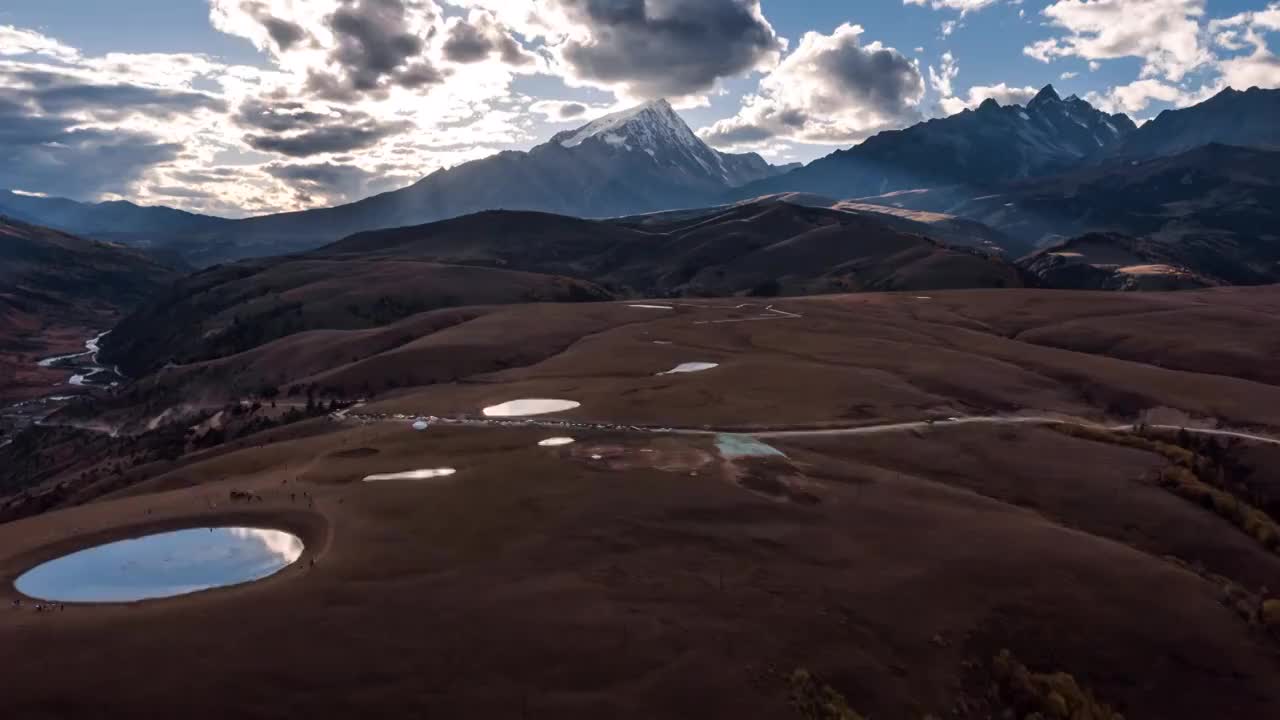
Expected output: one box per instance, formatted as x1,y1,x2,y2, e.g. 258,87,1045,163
700,26,924,147
236,1,311,51
149,185,218,199
558,102,587,118
442,13,535,66
300,0,445,100
0,65,224,198
551,0,783,97
237,98,410,157
330,0,425,88
4,69,225,121
0,97,180,198
247,124,401,156
169,168,240,184
234,98,333,133
264,18,306,50
814,39,925,119
264,160,413,204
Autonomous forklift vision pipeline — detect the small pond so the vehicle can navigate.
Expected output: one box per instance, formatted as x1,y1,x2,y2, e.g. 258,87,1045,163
483,399,581,417
658,362,719,375
715,434,787,459
15,527,304,603
363,468,457,482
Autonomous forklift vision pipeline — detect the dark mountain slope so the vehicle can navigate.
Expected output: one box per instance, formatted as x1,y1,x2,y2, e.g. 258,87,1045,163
1018,233,1213,291
0,216,178,329
0,216,180,402
735,85,1135,201
0,190,230,242
101,258,612,378
1110,86,1280,160
322,198,1028,297
915,144,1280,286
170,100,794,265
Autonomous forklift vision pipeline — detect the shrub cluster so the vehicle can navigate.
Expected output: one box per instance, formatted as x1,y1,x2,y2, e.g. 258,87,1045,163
992,650,1125,720
1050,424,1280,555
788,669,865,720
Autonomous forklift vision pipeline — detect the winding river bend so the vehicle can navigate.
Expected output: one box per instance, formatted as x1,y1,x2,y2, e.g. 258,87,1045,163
37,331,123,387
0,331,126,445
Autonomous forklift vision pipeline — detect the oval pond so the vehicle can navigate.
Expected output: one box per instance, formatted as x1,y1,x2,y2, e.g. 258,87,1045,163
15,527,304,603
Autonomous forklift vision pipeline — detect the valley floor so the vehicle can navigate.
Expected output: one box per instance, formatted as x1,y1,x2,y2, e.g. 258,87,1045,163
3,286,1280,719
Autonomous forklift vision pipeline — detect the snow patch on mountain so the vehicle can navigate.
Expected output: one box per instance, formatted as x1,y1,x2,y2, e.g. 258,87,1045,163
552,99,782,188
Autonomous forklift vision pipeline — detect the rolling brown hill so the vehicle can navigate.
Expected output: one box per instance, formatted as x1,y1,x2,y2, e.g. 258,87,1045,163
102,198,1027,376
6,287,1280,720
102,257,612,378
325,198,1028,297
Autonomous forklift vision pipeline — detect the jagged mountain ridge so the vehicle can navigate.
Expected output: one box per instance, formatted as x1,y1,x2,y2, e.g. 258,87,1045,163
734,85,1137,201
1110,86,1280,159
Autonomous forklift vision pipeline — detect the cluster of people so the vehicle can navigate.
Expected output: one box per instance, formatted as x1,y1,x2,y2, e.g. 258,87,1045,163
228,490,264,503
10,598,65,613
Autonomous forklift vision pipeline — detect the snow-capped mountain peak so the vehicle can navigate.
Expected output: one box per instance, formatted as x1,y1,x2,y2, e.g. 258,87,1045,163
549,99,783,188
555,99,702,156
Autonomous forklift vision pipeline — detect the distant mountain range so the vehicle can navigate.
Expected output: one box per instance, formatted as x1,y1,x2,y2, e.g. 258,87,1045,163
734,85,1137,201
6,86,1280,278
0,216,178,326
1110,86,1280,160
0,190,224,268
968,143,1280,288
5,100,797,267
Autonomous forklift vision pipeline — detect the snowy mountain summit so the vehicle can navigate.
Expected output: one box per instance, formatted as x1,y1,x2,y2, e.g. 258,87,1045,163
551,99,780,189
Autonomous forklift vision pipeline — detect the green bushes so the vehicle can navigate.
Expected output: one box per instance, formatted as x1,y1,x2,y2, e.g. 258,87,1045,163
992,650,1125,720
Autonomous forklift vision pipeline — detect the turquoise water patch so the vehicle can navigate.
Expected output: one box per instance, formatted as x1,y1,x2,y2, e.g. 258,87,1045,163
715,434,786,459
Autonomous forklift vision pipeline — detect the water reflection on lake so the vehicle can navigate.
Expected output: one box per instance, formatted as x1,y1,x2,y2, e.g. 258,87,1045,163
14,527,304,603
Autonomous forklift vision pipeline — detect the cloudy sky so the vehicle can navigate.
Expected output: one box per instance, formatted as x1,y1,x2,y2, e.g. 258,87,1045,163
2,0,1277,217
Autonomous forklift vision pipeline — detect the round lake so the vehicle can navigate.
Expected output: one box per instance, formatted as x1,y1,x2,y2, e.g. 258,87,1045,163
15,527,304,603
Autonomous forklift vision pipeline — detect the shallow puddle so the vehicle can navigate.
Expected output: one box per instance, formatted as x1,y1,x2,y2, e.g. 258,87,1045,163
15,528,304,603
715,434,787,459
483,399,581,417
628,304,674,310
363,468,457,482
658,362,719,375
538,437,576,447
